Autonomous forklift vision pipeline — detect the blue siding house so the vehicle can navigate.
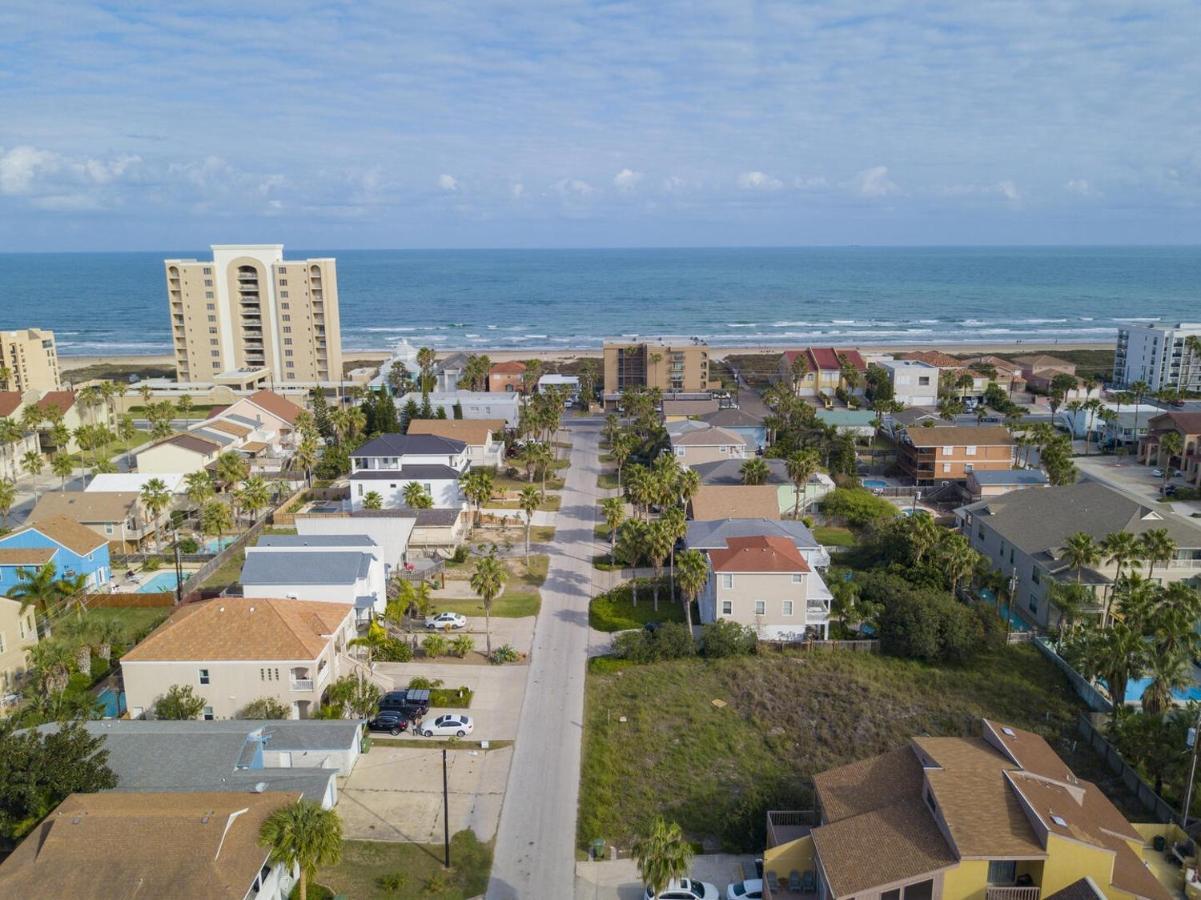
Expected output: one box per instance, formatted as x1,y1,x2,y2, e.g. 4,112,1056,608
0,517,111,596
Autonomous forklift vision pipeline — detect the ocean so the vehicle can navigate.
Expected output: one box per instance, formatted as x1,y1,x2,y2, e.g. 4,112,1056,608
0,246,1197,356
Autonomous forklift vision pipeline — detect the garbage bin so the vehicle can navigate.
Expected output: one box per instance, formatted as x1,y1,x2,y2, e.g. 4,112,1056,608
591,838,606,861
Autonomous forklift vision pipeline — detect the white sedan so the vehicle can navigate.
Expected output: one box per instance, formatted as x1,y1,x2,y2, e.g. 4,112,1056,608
644,878,719,900
727,880,763,900
418,714,474,738
425,612,468,630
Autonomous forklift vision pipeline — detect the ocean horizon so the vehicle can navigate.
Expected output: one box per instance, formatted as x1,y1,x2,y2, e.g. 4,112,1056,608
1,245,1198,356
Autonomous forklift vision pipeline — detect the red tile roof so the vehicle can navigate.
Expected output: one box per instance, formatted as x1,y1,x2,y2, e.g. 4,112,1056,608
899,350,963,368
246,390,302,425
36,391,76,414
708,535,810,573
0,392,21,417
490,361,527,374
782,347,867,372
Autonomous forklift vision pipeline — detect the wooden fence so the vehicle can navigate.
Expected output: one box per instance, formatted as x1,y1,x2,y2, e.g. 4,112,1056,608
84,591,176,609
1076,713,1179,824
178,512,273,599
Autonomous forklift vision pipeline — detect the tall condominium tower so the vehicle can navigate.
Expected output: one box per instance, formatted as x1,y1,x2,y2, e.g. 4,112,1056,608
1114,321,1201,392
0,328,61,393
165,244,342,384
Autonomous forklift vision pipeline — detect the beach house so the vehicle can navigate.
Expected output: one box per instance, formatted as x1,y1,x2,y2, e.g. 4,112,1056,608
397,390,522,427
0,596,39,697
690,484,782,521
897,425,1015,484
879,358,941,407
349,433,468,510
135,431,222,475
777,347,868,399
30,489,171,552
0,392,41,481
0,517,112,594
407,418,507,467
488,360,528,393
1140,411,1201,489
667,420,750,466
240,535,387,621
700,407,768,449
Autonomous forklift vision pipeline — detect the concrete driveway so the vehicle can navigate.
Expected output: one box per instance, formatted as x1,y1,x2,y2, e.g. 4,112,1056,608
575,854,758,900
338,744,513,843
373,659,527,742
1076,455,1201,516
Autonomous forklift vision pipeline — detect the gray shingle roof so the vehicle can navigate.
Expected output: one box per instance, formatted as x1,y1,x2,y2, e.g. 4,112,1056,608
240,550,373,585
686,517,821,551
257,535,377,548
354,433,466,457
189,427,236,446
349,465,461,480
700,407,764,427
692,458,790,486
960,481,1201,554
969,469,1048,486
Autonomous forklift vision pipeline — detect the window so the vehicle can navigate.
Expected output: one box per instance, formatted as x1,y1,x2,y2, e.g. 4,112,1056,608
209,326,218,334
282,314,291,322
987,861,1017,885
882,891,901,900
782,600,794,616
721,600,733,615
279,279,287,286
205,291,213,299
903,881,933,900
204,279,212,287
198,668,210,685
0,632,6,653
1031,566,1040,584
791,573,803,583
284,338,292,345
942,445,954,454
965,445,977,456
208,315,217,322
754,600,766,615
918,376,931,386
285,350,293,357
206,303,215,310
280,291,289,298
1029,594,1038,613
720,573,733,589
942,463,951,473
203,267,211,275
203,706,214,721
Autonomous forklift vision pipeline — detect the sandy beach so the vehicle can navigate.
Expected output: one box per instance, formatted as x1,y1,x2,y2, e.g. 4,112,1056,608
57,340,1112,374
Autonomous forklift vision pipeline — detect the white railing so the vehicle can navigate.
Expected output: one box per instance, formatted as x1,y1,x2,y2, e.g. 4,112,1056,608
290,679,314,692
985,887,1039,900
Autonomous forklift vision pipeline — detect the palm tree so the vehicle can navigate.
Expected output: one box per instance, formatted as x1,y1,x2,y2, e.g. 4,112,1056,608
470,551,508,657
1129,380,1150,449
615,520,646,605
200,498,233,544
11,561,63,620
601,497,625,564
936,532,979,597
22,449,44,499
25,638,74,696
176,393,194,420
1139,528,1177,578
215,450,249,492
259,800,343,900
632,818,693,898
1141,648,1189,716
676,468,700,511
401,482,433,509
789,355,809,396
1062,532,1101,584
293,434,319,486
140,477,172,551
236,475,271,526
0,477,16,529
362,490,383,510
518,486,541,562
461,469,495,529
904,513,941,565
1102,531,1141,592
50,452,74,489
416,347,437,395
676,548,708,633
739,457,770,485
1157,431,1184,493
660,506,687,598
609,432,636,491
184,470,214,523
645,519,675,612
0,417,24,480
785,449,820,519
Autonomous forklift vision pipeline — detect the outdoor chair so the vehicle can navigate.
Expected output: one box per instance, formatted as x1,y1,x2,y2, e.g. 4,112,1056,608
789,870,802,891
801,870,817,893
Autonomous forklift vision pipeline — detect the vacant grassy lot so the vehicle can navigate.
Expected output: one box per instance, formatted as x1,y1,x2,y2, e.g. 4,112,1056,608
488,492,562,512
314,832,492,899
812,525,855,547
578,645,1091,853
589,585,685,631
434,555,546,618
493,471,565,492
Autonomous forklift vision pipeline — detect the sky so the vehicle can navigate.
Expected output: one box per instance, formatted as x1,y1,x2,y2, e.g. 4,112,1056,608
0,1,1199,250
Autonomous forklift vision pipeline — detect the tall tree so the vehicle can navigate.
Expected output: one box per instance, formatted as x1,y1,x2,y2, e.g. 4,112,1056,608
259,800,343,900
461,469,495,529
1062,532,1101,584
785,449,820,519
645,519,675,612
601,497,626,564
139,477,172,551
675,548,709,633
632,818,693,898
518,486,541,563
470,551,508,657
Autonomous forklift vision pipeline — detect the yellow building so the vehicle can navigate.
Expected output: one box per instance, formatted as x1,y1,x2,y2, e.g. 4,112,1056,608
602,340,716,402
165,244,342,385
764,719,1173,900
0,596,39,698
0,328,61,394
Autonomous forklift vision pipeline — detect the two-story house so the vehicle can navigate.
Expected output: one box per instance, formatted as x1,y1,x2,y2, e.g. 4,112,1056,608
29,489,171,552
240,535,387,622
699,535,832,640
1140,411,1201,489
667,420,750,466
406,418,507,468
0,392,41,481
349,433,468,510
778,347,868,399
686,517,832,570
764,719,1172,900
957,481,1201,628
121,597,357,720
488,360,527,394
879,358,941,407
0,596,39,697
898,425,1016,484
0,517,111,594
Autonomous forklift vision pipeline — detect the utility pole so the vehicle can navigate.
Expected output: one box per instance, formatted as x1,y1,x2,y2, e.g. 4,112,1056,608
442,748,451,868
1182,706,1201,828
173,530,184,606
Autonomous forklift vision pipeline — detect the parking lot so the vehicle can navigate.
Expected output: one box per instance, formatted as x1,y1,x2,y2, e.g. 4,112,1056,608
574,854,758,900
373,659,527,743
1075,455,1201,516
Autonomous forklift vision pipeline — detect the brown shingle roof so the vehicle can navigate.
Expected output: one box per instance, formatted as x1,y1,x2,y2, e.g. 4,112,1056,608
1013,354,1074,371
206,419,252,438
154,432,221,455
671,424,749,447
0,790,299,899
30,491,140,526
407,418,505,445
0,547,58,566
35,390,76,414
1148,411,1201,435
0,391,22,417
814,745,924,823
899,350,964,369
709,535,809,573
490,360,527,374
122,597,352,662
246,389,302,425
11,516,108,555
905,425,1014,447
690,485,780,522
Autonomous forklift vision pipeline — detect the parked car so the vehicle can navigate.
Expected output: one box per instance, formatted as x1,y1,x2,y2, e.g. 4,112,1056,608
419,714,473,738
1153,468,1165,478
726,880,763,900
644,878,719,900
367,709,411,736
425,612,468,630
378,689,431,720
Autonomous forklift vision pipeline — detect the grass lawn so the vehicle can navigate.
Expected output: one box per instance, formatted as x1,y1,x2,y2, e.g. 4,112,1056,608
493,472,566,492
487,493,562,512
529,525,555,543
433,555,546,618
314,833,492,899
578,645,1095,853
96,429,152,457
129,403,222,419
195,549,245,593
589,585,685,631
82,607,172,647
597,472,619,491
813,525,856,547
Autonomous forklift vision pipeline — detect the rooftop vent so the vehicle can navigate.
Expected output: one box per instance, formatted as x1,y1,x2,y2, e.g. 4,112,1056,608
1050,814,1068,827
252,782,268,794
1001,727,1016,736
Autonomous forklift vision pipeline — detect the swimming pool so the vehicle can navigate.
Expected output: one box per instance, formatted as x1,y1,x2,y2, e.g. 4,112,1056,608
1123,676,1201,705
96,688,125,718
138,572,181,593
976,587,1033,632
201,535,236,554
862,479,888,491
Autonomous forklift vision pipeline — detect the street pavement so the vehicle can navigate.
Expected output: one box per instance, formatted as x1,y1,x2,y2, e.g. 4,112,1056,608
488,420,602,899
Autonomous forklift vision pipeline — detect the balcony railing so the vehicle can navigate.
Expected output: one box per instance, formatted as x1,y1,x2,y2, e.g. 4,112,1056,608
985,887,1039,900
290,679,314,691
766,810,816,848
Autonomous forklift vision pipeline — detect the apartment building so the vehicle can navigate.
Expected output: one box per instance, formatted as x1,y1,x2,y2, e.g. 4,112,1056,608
0,596,39,697
898,425,1015,484
0,328,60,394
778,347,867,398
602,340,714,401
1114,322,1201,392
1140,411,1201,488
165,244,342,384
879,358,940,407
764,719,1173,900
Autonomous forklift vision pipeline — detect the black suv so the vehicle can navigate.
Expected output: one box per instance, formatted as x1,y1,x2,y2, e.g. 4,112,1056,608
378,689,431,720
367,708,411,736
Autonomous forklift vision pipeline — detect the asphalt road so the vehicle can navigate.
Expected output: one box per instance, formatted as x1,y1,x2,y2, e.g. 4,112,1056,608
487,420,602,899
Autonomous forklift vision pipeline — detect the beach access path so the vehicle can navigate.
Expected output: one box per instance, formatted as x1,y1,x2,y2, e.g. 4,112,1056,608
487,418,603,899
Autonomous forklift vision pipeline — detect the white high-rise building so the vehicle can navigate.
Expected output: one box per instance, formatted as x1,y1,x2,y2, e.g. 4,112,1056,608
165,244,342,385
1113,322,1201,392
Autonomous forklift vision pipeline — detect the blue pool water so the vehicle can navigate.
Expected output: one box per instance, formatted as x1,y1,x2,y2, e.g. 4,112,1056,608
138,572,181,593
97,688,125,719
202,536,236,554
1122,676,1201,705
976,587,1032,632
862,479,888,490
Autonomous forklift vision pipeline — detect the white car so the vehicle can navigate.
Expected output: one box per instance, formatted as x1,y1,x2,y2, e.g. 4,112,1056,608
425,612,468,630
727,880,763,900
1153,468,1165,478
419,714,474,738
644,878,720,900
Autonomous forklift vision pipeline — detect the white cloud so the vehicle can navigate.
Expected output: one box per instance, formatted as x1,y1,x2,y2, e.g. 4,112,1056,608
613,168,643,191
511,182,525,198
854,166,899,198
0,145,62,194
737,170,783,191
437,173,459,191
793,176,829,191
662,175,686,192
553,178,594,197
1065,178,1099,196
996,180,1021,202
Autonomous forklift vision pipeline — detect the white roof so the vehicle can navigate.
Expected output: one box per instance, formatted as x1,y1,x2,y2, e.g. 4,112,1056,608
538,374,579,387
85,473,186,494
399,391,520,405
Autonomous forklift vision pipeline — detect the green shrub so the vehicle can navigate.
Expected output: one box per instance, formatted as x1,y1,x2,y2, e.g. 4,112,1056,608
376,639,413,663
407,676,442,690
820,487,899,527
376,872,408,894
422,634,448,658
611,622,696,663
700,621,758,658
449,635,475,658
451,544,470,564
177,536,200,554
142,556,162,572
868,574,983,664
490,644,520,664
